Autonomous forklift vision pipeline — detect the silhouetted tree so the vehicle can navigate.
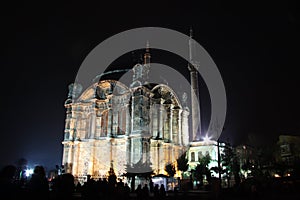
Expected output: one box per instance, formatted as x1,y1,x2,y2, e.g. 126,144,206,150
221,143,239,187
241,159,252,172
192,154,211,186
232,158,241,186
193,163,206,186
165,163,176,177
201,154,211,167
108,167,117,186
176,152,189,179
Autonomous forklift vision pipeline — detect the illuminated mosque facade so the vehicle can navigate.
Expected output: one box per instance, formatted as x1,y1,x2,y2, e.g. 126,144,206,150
61,33,222,183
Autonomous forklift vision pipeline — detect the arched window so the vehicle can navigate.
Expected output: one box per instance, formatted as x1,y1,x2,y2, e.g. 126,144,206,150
191,152,195,162
198,151,203,161
86,114,92,139
142,142,150,163
118,107,127,135
101,110,108,137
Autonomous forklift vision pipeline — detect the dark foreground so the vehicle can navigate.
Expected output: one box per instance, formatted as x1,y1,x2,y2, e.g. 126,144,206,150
56,189,300,200
2,184,300,200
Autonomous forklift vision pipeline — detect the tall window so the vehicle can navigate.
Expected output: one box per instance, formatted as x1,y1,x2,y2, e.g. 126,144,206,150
86,114,92,139
191,152,195,162
205,151,209,156
142,142,150,163
101,110,108,137
198,151,203,161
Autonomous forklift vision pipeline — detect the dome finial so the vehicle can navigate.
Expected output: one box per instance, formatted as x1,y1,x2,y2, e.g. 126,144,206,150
144,40,151,65
190,27,193,38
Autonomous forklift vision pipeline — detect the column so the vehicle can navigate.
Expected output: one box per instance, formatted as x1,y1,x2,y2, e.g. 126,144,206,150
100,113,105,137
107,109,112,137
90,113,96,139
169,107,173,142
152,105,158,138
118,108,123,134
112,111,117,136
130,97,134,133
181,109,189,146
96,115,102,138
178,109,182,145
158,105,164,138
126,139,131,165
125,104,131,136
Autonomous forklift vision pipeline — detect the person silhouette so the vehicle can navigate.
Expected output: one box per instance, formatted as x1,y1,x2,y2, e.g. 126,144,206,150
159,184,166,199
149,179,154,193
124,183,131,199
0,165,19,200
27,165,49,199
55,173,75,199
135,184,143,200
153,184,159,198
142,183,150,198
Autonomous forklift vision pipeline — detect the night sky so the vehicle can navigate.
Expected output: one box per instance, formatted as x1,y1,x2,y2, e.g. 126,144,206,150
0,1,299,171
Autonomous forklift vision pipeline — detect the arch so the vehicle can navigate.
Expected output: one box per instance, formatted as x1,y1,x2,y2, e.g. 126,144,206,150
191,152,195,162
77,80,130,102
100,110,109,137
151,84,182,108
198,151,203,161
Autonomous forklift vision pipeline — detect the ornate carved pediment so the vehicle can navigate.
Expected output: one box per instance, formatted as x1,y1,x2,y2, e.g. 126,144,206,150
77,80,130,102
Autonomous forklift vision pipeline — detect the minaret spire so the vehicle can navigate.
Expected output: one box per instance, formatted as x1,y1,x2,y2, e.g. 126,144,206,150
188,28,201,142
146,40,150,51
144,40,151,65
189,27,194,62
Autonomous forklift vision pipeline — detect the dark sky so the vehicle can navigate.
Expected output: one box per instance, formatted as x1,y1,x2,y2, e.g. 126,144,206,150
0,1,299,170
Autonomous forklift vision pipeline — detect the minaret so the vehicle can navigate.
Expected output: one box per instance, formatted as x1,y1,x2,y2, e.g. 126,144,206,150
188,28,201,141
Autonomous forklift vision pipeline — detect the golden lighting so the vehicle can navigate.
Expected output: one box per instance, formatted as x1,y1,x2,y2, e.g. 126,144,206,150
100,81,111,89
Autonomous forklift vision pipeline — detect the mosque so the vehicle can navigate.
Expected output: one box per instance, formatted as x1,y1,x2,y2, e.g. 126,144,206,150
61,32,222,185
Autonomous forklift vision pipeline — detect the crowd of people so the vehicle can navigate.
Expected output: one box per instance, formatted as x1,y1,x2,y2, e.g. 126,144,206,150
71,176,167,200
0,164,168,200
2,164,300,200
